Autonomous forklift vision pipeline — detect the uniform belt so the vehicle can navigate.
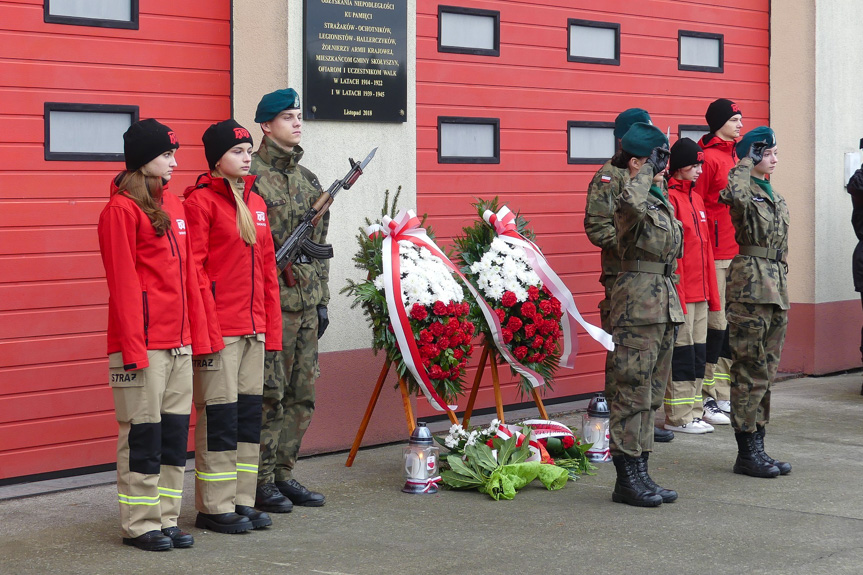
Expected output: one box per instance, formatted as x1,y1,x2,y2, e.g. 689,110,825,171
738,245,783,262
620,260,674,277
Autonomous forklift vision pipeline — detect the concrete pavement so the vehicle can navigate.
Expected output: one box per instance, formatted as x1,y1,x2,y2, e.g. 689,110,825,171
1,372,863,575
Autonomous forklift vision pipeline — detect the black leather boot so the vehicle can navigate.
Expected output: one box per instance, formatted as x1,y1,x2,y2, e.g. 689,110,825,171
636,453,678,503
161,526,193,548
122,530,172,551
255,483,293,513
653,426,674,442
755,426,791,475
612,455,663,507
733,432,780,478
194,512,253,534
236,505,273,529
276,479,326,507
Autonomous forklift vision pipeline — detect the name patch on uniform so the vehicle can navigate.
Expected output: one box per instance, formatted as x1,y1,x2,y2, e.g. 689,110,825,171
193,356,221,371
601,175,612,183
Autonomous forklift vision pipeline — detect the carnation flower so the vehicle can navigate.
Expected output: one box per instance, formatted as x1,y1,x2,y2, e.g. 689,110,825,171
410,303,428,321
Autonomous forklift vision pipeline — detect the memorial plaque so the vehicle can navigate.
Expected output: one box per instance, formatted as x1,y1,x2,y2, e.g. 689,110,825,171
304,0,407,122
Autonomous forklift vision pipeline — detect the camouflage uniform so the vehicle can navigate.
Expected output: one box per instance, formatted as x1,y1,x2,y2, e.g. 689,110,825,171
250,136,330,484
584,161,630,394
719,158,789,433
609,165,684,458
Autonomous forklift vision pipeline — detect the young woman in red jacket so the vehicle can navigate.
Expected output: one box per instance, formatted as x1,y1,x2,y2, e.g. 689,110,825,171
663,138,725,435
98,119,216,551
183,120,282,534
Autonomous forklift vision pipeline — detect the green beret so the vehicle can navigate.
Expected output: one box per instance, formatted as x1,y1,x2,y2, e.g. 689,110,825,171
614,108,652,141
735,126,776,159
254,88,300,123
620,122,668,158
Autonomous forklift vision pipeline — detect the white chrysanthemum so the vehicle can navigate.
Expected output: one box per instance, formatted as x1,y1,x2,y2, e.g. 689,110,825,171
373,275,384,291
397,242,464,309
470,238,543,303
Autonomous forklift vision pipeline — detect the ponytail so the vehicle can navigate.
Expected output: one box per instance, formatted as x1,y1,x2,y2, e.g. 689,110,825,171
211,170,257,245
231,183,258,246
115,171,172,236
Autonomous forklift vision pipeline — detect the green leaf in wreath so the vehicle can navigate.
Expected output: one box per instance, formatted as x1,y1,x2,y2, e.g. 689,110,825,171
446,454,484,482
441,469,483,489
464,443,499,474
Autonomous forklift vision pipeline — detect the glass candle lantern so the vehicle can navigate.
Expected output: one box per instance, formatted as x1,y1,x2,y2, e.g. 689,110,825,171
402,422,440,494
582,393,611,462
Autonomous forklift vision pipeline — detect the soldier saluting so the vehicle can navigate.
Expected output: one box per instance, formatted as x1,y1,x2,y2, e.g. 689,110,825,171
609,123,684,507
251,88,329,513
720,126,791,478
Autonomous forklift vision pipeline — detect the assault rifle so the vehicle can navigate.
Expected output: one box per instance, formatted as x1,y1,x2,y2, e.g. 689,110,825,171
275,147,377,286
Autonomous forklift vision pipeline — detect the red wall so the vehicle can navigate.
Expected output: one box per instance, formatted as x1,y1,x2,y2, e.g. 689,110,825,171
0,0,231,481
415,0,770,417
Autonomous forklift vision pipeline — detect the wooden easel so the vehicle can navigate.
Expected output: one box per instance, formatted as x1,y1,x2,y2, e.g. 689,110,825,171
345,359,459,466
460,341,549,428
345,341,551,466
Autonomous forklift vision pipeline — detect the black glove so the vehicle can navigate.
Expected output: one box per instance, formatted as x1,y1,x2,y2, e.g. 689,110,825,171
747,139,770,165
317,305,329,339
646,145,670,176
848,167,863,195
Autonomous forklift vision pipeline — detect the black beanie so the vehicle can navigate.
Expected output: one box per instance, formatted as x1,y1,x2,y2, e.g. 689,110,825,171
202,119,254,170
669,137,704,174
123,119,180,172
705,98,742,133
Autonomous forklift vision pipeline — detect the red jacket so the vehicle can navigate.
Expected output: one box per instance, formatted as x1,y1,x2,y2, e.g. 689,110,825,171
694,134,739,259
183,173,282,351
668,178,720,311
98,180,217,370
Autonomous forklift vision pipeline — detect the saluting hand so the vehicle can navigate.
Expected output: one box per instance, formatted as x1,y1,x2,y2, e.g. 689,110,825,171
646,145,670,176
747,140,770,165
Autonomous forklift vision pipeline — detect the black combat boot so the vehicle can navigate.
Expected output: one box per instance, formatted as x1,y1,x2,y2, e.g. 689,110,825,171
194,512,253,534
276,479,326,507
255,483,293,513
612,455,663,507
636,452,678,503
755,426,791,475
236,505,273,529
733,432,780,478
654,426,674,442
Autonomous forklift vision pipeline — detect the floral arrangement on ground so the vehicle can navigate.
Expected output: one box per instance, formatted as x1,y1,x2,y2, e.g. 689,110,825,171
435,419,595,500
453,198,564,394
342,189,475,405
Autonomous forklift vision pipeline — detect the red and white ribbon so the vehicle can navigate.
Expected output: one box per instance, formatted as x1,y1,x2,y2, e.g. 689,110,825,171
483,206,614,368
521,419,574,441
495,423,542,462
366,209,543,411
404,476,442,492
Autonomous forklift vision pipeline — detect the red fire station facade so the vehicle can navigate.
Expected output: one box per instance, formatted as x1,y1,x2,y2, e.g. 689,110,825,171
1,0,774,482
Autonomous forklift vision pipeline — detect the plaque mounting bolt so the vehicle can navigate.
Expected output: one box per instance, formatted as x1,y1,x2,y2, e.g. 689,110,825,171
312,106,317,113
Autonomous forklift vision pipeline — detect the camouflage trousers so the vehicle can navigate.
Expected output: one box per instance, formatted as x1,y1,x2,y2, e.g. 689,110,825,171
258,305,319,485
599,275,618,397
608,322,675,458
726,301,788,433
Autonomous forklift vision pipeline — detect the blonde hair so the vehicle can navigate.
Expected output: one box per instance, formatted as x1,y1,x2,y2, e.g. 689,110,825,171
115,171,171,236
213,170,257,245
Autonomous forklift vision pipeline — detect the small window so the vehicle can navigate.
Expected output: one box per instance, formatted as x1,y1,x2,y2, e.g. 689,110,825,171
679,125,710,144
568,121,615,164
45,103,138,161
568,19,620,65
438,117,500,164
438,6,500,56
45,0,138,29
678,31,723,73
